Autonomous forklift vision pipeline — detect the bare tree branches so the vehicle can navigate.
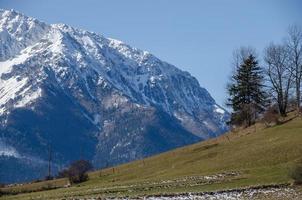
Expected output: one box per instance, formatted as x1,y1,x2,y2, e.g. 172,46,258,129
227,25,302,125
286,25,302,113
264,43,293,116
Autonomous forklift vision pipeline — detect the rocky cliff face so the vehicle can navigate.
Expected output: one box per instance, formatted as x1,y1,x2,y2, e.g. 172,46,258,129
0,9,229,183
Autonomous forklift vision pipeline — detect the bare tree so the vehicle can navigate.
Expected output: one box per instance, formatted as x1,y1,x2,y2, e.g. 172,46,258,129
286,25,302,113
264,43,293,116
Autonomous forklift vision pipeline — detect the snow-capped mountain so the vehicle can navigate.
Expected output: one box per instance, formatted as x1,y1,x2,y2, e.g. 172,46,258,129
0,9,229,183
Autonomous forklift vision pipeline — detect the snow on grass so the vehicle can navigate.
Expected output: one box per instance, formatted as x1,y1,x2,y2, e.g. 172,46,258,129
144,187,299,200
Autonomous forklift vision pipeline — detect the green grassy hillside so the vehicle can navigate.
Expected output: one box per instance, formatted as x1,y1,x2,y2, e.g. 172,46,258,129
1,116,302,199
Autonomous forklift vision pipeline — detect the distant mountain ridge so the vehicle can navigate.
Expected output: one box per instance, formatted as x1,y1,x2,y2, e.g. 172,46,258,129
0,9,229,183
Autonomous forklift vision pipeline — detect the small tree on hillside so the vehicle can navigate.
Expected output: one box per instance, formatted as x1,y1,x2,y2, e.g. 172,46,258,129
57,160,93,184
227,48,267,127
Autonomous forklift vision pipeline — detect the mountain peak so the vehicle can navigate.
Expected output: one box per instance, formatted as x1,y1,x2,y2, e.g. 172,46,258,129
0,8,19,17
0,9,229,183
0,9,228,134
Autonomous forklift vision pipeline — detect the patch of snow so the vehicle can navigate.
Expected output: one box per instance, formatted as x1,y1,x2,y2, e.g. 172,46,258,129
110,141,122,155
103,94,129,109
214,104,225,114
0,77,28,113
93,114,101,125
15,87,42,108
144,187,299,200
0,141,20,158
47,28,64,54
0,49,30,75
174,112,186,122
203,121,209,126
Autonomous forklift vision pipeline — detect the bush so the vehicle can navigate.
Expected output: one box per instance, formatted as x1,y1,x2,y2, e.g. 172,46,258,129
262,106,279,127
289,163,302,185
57,160,93,184
44,175,54,181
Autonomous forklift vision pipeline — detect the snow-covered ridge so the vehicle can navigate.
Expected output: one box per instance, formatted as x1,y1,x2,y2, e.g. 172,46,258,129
0,9,228,137
0,10,230,183
0,9,49,61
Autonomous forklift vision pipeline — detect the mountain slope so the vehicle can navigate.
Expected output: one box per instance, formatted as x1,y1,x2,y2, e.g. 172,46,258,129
1,115,302,199
0,9,229,183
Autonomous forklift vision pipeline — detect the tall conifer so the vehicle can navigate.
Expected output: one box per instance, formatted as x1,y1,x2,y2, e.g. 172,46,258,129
228,54,267,127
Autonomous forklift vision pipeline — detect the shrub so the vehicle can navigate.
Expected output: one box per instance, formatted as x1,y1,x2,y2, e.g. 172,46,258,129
289,163,302,185
57,160,93,184
262,106,279,127
44,175,54,181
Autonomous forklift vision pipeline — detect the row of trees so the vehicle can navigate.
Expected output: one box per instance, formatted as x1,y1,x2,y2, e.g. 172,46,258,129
227,25,302,127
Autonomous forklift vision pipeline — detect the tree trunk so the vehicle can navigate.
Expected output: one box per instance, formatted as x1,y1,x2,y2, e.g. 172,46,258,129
280,105,287,117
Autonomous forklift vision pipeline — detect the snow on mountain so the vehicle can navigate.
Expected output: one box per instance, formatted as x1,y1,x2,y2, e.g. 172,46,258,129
0,9,229,183
0,140,20,158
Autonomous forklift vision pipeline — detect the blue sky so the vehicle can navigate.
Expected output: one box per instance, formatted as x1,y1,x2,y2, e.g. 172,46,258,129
0,0,301,106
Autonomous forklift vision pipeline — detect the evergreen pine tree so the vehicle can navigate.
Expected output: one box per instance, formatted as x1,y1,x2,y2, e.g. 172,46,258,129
227,54,267,127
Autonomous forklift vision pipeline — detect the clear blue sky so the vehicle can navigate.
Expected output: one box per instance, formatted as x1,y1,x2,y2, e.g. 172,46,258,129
1,0,301,106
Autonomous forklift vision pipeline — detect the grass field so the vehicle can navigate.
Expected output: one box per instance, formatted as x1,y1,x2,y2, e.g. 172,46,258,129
1,115,302,199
